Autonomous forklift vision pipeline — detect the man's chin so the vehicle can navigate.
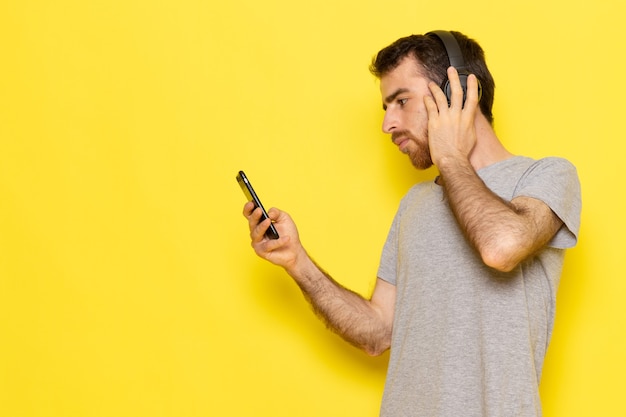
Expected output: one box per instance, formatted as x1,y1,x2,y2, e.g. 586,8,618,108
409,153,433,170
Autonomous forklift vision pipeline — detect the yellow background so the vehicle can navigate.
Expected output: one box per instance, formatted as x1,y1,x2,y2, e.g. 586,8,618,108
1,0,624,416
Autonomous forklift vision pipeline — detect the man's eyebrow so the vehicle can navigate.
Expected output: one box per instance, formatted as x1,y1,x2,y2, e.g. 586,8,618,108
382,88,410,110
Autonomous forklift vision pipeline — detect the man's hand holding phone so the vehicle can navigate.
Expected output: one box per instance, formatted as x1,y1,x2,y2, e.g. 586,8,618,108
243,202,307,273
238,170,307,273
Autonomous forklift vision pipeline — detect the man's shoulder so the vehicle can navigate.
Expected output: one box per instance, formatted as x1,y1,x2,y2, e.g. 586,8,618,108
481,155,577,178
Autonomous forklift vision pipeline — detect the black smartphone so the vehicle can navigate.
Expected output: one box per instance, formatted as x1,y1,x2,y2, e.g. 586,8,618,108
236,170,280,240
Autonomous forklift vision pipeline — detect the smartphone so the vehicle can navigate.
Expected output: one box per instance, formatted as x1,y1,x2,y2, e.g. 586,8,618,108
236,170,280,240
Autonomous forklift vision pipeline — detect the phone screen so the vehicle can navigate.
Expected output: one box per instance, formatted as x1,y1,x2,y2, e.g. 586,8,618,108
236,170,279,240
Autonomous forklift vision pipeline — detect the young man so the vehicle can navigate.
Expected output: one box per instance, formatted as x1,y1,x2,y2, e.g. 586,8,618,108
243,31,581,416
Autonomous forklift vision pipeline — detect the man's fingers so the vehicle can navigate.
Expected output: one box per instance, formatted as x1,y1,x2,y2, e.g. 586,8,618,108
250,214,271,241
463,74,480,114
423,88,436,115
242,201,256,217
447,67,465,109
267,207,280,221
427,80,449,111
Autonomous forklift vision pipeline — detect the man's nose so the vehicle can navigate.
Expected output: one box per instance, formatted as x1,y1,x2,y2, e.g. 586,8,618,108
382,111,397,134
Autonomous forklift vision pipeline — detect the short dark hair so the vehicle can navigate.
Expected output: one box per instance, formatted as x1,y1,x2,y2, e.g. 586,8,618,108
369,31,495,124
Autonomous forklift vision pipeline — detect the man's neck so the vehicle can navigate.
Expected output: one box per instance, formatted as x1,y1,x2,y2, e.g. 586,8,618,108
468,115,514,171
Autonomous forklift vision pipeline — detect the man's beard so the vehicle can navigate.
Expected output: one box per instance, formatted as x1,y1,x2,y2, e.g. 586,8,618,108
393,129,433,170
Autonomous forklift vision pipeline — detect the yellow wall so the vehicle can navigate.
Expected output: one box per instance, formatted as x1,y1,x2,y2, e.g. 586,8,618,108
1,0,624,416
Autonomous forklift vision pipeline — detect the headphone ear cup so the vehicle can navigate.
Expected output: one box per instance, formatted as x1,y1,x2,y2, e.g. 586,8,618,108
442,79,455,106
442,73,482,106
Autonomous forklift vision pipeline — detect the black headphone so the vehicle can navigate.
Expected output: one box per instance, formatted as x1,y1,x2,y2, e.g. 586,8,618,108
426,30,482,104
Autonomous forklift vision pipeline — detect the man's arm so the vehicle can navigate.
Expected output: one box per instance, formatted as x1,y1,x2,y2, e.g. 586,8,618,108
424,68,563,272
244,202,395,355
436,158,563,272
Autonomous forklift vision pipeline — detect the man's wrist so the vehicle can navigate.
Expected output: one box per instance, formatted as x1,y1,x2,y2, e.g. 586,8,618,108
435,152,472,176
284,249,315,282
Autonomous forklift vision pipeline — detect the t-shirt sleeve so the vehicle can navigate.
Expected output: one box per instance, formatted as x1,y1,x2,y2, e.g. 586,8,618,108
513,157,582,249
377,200,404,285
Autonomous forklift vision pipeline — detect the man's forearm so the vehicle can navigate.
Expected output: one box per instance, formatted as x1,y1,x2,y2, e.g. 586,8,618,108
437,156,534,271
285,256,392,356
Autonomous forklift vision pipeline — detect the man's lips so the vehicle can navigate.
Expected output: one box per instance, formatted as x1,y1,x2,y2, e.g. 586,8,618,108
392,132,410,145
392,135,410,152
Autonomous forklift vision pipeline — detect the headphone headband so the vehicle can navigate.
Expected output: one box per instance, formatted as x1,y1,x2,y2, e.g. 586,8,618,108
424,30,482,104
426,30,467,72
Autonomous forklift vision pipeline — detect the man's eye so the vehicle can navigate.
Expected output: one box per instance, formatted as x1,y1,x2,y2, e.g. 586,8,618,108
399,98,408,106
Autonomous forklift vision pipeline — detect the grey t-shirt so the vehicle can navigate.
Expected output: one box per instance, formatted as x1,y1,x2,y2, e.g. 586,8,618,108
377,156,581,417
